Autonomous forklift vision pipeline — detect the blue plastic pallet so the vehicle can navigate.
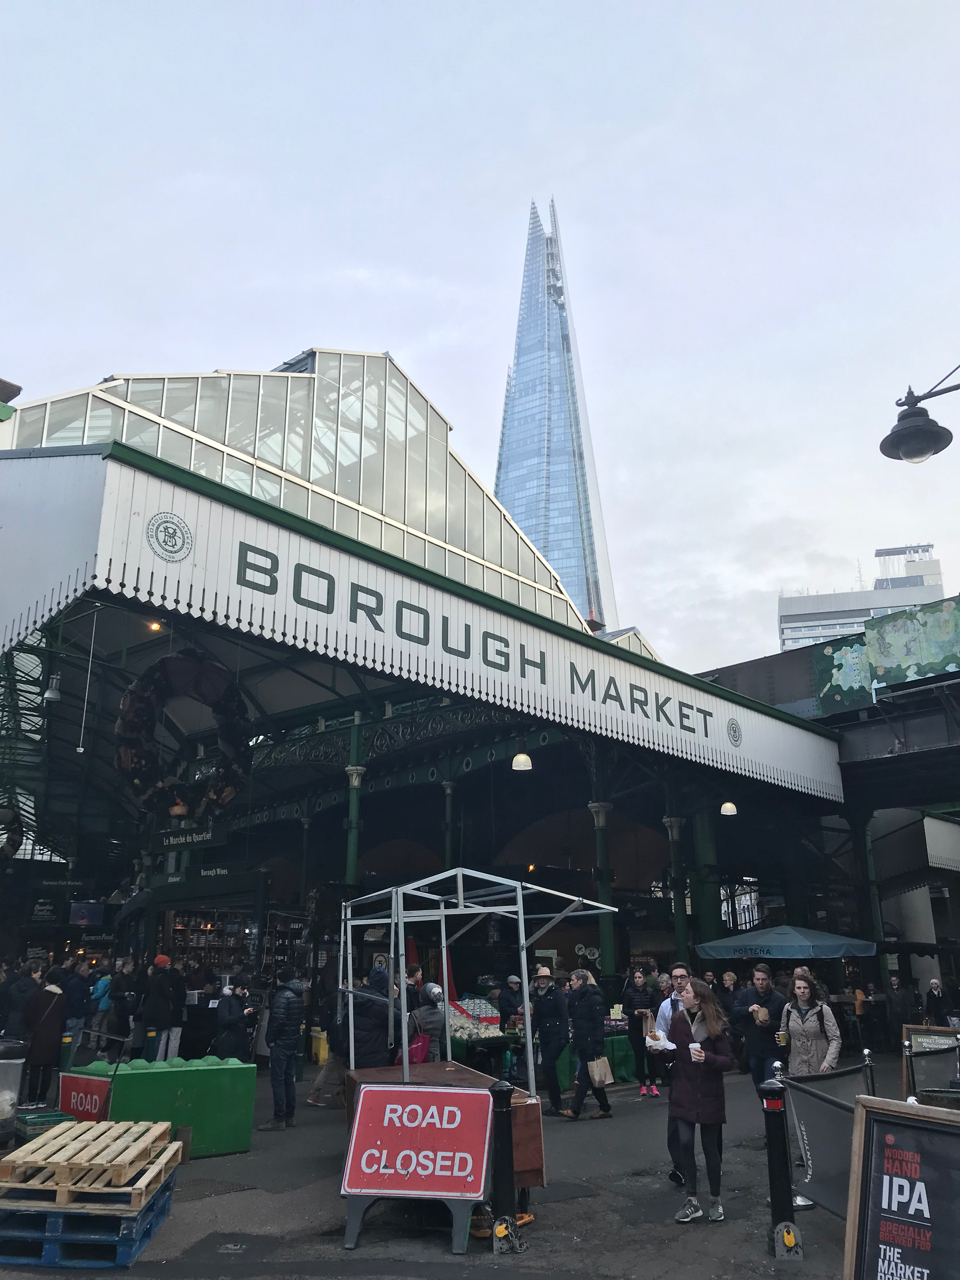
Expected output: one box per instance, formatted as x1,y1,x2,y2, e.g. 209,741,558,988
0,1170,175,1268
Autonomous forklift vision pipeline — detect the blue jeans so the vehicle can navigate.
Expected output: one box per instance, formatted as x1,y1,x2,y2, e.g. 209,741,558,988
749,1054,778,1088
270,1043,297,1120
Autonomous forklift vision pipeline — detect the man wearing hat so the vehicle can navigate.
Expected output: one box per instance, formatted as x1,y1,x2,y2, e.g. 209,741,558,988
498,975,524,1033
531,966,570,1116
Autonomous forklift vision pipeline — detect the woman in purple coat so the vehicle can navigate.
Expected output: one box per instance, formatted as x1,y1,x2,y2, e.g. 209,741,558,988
651,976,734,1224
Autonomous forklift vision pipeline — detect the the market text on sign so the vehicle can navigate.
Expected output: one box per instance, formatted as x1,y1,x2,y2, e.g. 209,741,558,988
855,1112,957,1280
341,1085,492,1201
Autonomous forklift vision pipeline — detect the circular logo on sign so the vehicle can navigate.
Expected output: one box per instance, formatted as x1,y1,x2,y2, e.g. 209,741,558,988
146,512,192,563
726,718,743,748
885,1133,896,1145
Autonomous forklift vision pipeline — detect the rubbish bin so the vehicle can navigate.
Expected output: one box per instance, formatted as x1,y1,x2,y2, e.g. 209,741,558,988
0,1038,26,1146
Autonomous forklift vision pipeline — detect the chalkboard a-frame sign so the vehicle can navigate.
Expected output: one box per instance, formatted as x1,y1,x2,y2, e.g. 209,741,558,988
843,1094,960,1280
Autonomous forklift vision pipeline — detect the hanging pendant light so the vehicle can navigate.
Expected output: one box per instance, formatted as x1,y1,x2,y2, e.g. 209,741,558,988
720,801,737,816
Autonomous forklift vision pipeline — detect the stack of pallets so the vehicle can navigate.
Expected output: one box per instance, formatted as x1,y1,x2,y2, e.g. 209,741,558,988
0,1120,181,1267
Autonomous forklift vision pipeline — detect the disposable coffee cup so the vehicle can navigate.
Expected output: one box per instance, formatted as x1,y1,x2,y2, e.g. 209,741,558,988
775,1031,788,1046
689,1043,700,1060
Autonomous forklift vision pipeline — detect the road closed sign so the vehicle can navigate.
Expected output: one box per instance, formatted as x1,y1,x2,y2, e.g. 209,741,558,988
59,1073,111,1122
342,1085,492,1200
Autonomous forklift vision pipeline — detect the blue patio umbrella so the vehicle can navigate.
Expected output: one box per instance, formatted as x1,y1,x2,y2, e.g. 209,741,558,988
695,925,876,961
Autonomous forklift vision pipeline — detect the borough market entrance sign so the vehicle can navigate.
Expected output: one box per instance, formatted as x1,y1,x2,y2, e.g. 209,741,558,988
0,443,841,802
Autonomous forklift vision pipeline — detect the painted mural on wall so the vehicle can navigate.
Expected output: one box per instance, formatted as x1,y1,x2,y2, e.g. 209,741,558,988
813,595,960,712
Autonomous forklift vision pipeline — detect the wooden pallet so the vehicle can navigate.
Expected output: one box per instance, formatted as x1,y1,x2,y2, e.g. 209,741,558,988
0,1142,181,1212
0,1121,171,1185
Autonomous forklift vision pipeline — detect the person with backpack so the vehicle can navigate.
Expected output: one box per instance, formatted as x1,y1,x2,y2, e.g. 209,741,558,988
779,973,841,1075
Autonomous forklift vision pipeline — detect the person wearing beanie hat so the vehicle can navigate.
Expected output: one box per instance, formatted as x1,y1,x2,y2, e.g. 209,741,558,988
142,955,174,1060
259,968,303,1132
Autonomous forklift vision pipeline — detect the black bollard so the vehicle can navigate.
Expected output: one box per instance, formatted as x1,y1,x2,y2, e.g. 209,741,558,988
758,1077,800,1258
862,1048,875,1096
489,1079,516,1223
903,1040,917,1098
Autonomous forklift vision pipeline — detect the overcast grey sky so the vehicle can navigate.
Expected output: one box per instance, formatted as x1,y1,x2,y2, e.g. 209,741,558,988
4,3,960,672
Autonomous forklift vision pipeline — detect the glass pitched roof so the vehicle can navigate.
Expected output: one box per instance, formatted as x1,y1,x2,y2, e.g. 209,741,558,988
0,349,585,631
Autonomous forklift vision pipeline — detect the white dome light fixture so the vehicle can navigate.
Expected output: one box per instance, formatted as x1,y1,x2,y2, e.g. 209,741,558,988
511,752,532,772
720,801,738,817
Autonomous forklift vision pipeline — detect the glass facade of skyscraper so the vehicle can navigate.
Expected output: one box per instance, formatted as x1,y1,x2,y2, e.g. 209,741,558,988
496,200,618,627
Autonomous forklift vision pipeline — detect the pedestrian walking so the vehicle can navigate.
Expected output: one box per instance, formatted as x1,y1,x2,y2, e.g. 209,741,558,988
622,967,658,1097
498,975,524,1032
350,967,400,1069
62,961,92,1046
216,975,254,1060
560,968,611,1120
166,960,187,1059
650,977,733,1224
307,982,349,1108
731,963,787,1087
531,966,569,1116
22,968,67,1108
405,963,422,1011
926,978,949,1026
4,963,42,1042
90,970,112,1055
779,973,841,1075
408,982,445,1061
258,968,304,1132
655,962,695,1185
885,973,914,1049
141,956,173,1060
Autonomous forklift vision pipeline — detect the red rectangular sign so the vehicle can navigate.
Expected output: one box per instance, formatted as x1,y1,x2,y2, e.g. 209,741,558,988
58,1074,111,1122
342,1085,491,1200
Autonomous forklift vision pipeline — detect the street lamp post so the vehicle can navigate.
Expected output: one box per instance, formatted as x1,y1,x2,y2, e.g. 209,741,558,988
880,366,958,464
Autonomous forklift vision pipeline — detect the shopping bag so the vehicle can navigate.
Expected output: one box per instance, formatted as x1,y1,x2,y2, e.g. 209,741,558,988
407,1034,431,1064
588,1055,614,1087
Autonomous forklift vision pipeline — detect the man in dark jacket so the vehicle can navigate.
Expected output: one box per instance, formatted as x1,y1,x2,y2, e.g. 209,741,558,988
531,967,569,1115
107,958,136,1062
63,961,92,1042
561,970,611,1119
351,968,400,1069
498,976,524,1032
731,963,787,1087
3,963,42,1041
258,968,304,1132
142,956,174,1060
166,960,187,1060
216,976,253,1061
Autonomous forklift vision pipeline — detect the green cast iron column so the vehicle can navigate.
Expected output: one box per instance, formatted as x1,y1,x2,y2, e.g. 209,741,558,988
663,815,688,963
442,780,455,869
587,801,615,973
344,712,365,888
692,809,724,944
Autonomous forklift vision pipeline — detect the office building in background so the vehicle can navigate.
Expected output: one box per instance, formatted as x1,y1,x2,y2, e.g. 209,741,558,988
778,544,945,651
496,200,619,629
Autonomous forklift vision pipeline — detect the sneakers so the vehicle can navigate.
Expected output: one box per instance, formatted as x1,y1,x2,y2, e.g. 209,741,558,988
559,1109,580,1120
650,1085,661,1098
257,1119,287,1132
285,1116,296,1128
708,1197,724,1222
668,1167,685,1188
588,1110,613,1120
639,1086,648,1097
305,1095,324,1108
675,1198,703,1223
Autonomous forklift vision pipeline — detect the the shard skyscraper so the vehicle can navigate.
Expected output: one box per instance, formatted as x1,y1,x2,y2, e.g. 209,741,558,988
495,199,618,629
